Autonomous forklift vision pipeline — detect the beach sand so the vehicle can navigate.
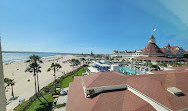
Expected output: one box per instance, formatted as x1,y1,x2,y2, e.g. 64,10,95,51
3,55,82,111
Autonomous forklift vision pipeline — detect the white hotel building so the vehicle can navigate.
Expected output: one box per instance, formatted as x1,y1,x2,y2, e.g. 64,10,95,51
111,35,187,64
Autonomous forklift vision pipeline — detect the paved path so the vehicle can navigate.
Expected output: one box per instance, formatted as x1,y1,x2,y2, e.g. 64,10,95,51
56,95,68,105
54,88,69,111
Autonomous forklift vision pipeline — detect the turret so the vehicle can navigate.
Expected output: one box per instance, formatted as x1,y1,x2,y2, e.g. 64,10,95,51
148,35,156,43
166,43,171,48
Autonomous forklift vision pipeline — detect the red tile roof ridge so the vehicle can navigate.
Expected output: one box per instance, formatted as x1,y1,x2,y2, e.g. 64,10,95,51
141,43,164,55
87,93,102,111
82,72,104,88
127,76,173,109
158,80,173,110
134,103,154,111
66,77,101,111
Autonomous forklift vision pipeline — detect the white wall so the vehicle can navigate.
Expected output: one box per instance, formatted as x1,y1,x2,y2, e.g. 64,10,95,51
111,65,119,72
85,84,127,96
0,42,6,111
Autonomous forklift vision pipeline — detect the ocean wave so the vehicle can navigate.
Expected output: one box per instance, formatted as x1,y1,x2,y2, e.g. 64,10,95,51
2,53,62,63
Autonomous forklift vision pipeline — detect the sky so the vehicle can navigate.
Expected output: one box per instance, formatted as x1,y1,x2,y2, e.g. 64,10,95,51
0,0,188,54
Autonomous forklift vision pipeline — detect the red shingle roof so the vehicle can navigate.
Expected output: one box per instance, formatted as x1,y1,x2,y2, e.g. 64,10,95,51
184,51,188,55
171,46,180,54
82,71,126,88
141,43,164,55
160,48,167,53
150,35,155,40
67,69,188,111
135,56,177,61
127,76,172,109
66,76,156,111
161,45,184,54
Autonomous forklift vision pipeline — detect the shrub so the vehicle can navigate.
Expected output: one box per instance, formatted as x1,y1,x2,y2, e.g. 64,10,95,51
14,96,36,111
42,87,50,93
56,103,66,108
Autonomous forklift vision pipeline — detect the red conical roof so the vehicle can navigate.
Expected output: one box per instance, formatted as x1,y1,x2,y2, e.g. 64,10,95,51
166,43,171,48
150,35,155,40
141,43,164,55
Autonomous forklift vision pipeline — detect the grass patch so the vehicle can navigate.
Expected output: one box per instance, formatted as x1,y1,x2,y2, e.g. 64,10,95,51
62,67,87,88
27,94,54,111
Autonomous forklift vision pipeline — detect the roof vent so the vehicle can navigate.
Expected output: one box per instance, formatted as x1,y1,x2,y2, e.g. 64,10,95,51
167,87,185,97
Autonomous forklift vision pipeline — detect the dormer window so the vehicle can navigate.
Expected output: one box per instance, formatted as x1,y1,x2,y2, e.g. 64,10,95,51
167,87,185,97
86,89,95,97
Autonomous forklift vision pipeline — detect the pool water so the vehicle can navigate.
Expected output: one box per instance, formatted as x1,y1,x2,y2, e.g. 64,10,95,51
119,67,141,74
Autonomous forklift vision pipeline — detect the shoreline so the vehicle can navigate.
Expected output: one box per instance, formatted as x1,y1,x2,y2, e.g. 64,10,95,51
3,54,63,64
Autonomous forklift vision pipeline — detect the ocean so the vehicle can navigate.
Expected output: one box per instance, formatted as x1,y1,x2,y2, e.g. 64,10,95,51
2,52,61,63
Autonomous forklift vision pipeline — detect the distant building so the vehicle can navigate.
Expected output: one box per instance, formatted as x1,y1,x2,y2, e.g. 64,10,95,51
111,50,142,60
184,51,188,58
66,68,188,111
161,43,185,58
141,35,185,58
141,35,164,57
135,35,186,64
0,40,6,111
111,35,187,64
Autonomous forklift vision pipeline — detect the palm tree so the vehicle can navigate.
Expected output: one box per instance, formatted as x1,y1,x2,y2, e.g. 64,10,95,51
75,59,80,66
146,60,150,66
184,62,188,66
81,58,85,65
160,62,167,70
26,55,50,104
105,56,110,60
121,59,125,66
147,62,153,68
47,63,62,93
156,61,160,65
4,78,15,98
131,58,134,70
26,62,49,104
25,62,44,104
71,59,76,68
172,61,180,67
26,55,42,92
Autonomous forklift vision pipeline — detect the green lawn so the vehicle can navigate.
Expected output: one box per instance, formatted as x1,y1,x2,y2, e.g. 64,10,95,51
27,94,54,111
61,67,87,88
27,67,87,111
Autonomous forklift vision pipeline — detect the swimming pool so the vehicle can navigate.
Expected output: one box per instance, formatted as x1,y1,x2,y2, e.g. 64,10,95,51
119,67,141,74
